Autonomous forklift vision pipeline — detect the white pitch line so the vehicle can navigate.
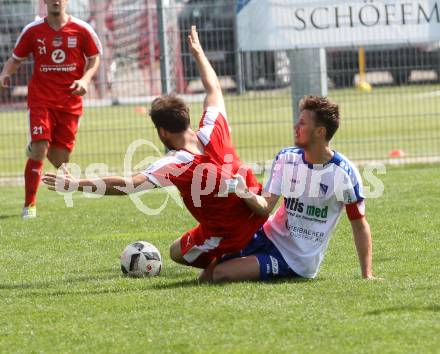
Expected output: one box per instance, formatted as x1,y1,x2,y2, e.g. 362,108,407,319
414,90,440,98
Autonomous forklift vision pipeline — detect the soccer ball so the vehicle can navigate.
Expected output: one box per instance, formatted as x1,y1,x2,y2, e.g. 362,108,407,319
120,241,162,277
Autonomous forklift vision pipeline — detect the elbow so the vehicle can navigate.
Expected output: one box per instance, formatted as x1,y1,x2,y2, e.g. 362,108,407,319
11,57,22,65
244,203,270,218
254,207,271,218
206,83,222,96
207,74,222,90
215,81,222,93
351,216,369,230
213,79,221,90
357,221,370,235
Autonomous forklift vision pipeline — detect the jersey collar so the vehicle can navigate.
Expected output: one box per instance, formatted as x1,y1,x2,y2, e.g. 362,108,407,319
300,149,337,170
44,15,71,32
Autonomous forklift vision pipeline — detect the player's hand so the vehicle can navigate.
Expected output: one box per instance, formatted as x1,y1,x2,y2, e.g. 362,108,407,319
70,79,88,96
232,174,252,198
0,74,11,90
42,164,79,192
187,25,204,57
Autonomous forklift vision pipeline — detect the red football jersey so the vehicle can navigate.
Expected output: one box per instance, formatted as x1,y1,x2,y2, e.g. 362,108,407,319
13,16,102,115
143,107,267,252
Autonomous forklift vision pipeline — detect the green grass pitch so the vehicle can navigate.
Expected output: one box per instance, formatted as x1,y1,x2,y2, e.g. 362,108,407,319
0,164,439,353
1,84,440,176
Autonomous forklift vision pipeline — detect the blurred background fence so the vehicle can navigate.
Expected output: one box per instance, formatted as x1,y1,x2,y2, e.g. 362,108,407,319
1,0,440,179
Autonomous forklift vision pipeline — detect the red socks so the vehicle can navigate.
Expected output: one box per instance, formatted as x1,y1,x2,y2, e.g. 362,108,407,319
24,159,43,207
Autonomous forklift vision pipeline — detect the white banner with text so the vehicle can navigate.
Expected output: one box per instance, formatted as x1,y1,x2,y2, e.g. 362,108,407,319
237,0,440,50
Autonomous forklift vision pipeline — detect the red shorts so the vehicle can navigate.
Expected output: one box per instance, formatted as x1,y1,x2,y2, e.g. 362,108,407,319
180,224,256,269
180,225,220,268
29,107,80,152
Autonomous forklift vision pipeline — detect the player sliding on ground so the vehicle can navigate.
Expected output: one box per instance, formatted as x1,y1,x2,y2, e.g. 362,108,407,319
208,96,380,282
43,26,267,279
0,0,102,219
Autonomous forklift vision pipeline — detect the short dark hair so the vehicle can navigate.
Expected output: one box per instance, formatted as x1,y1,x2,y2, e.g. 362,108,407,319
149,95,190,133
299,95,340,141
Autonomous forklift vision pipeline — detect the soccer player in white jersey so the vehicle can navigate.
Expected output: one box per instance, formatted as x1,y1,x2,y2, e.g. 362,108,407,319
210,96,378,282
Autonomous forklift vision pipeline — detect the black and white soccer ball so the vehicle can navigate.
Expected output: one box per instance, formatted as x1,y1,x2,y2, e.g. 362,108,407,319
120,241,162,277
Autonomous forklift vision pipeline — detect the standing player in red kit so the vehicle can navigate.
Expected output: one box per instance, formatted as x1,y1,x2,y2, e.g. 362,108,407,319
0,0,102,218
42,26,267,279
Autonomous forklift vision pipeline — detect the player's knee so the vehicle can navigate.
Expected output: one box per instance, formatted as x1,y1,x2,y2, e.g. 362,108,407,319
47,151,69,168
169,244,178,262
169,240,184,264
49,157,68,168
29,141,49,161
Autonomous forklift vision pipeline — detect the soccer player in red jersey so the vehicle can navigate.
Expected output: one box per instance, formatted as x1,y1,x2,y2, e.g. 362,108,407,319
0,0,102,218
42,26,267,278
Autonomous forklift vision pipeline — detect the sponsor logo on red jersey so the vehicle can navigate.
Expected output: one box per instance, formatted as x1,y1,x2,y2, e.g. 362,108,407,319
52,35,63,47
67,36,77,48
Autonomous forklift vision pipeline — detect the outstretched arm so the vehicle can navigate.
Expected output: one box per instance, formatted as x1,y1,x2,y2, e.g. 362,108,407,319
350,217,374,279
0,57,22,89
42,167,156,195
187,25,225,112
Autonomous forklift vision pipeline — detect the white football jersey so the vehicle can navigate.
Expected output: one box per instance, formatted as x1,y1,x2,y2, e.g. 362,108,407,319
263,147,364,278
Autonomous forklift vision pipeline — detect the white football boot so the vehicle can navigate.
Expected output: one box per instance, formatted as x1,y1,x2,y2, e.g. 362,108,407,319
22,204,37,219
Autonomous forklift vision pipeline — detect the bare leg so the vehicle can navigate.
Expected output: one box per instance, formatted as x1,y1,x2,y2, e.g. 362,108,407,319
169,236,217,269
212,256,260,283
198,258,218,283
29,140,49,161
47,146,70,168
169,237,190,266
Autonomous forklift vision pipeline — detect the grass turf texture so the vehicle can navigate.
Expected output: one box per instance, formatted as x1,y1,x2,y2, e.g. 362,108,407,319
0,164,439,353
1,84,440,176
